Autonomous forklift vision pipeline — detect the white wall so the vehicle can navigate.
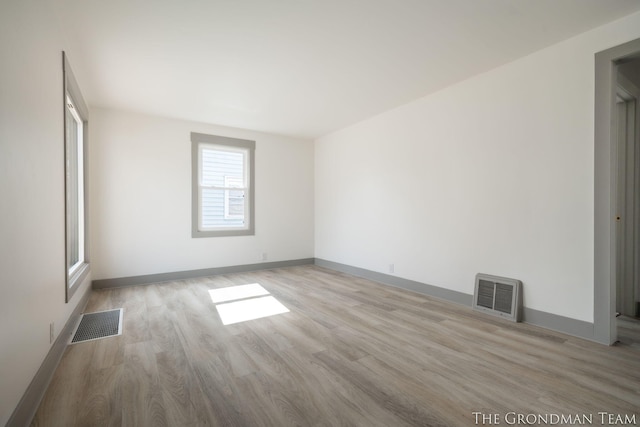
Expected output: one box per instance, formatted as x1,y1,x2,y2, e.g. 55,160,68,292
315,11,640,323
0,1,92,425
90,108,314,280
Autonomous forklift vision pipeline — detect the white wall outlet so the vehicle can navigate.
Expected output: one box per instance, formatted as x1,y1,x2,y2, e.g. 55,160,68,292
389,264,395,273
262,252,268,261
49,322,54,343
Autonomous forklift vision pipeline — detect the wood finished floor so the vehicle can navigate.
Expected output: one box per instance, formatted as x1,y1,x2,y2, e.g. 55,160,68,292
32,266,640,426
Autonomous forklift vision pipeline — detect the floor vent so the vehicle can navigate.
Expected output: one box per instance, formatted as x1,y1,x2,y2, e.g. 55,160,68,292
71,308,123,344
473,274,522,322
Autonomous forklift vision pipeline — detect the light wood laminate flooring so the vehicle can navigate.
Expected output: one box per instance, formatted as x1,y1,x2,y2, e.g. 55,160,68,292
32,266,640,426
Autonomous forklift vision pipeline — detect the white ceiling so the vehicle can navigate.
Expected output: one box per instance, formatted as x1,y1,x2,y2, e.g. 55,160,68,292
50,0,640,139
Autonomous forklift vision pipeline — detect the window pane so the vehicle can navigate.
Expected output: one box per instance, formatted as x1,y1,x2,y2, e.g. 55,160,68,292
226,189,245,219
224,176,244,219
66,105,79,270
199,146,247,228
202,188,245,228
201,148,244,187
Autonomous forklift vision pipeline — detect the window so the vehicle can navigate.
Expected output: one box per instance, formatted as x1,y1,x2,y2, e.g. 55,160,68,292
63,52,89,302
66,96,84,272
192,132,255,237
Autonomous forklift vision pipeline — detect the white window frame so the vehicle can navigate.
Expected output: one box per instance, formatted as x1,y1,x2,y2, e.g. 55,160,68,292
191,132,255,238
66,95,85,275
63,52,90,302
197,143,248,230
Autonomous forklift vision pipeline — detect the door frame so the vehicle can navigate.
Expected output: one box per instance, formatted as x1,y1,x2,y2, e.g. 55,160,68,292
615,85,638,317
594,38,640,344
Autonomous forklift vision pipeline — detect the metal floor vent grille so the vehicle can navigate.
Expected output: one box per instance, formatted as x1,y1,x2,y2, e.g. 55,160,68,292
473,274,522,322
71,308,123,344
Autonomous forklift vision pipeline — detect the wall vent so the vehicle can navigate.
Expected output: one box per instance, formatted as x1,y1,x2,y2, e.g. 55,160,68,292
473,274,522,322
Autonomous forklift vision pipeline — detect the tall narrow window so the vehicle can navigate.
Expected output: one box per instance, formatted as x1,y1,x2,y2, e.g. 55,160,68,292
63,52,89,301
66,95,84,272
192,132,255,237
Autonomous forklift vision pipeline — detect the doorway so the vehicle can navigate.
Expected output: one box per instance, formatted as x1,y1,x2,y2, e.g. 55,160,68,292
615,79,638,318
615,59,640,345
594,38,640,345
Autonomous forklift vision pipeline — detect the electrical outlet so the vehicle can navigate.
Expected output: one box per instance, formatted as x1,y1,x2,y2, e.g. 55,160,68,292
49,322,54,343
262,252,268,261
389,264,395,274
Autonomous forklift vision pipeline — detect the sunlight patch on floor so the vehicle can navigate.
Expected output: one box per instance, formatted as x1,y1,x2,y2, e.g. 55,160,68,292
215,296,290,325
208,283,270,303
209,283,289,325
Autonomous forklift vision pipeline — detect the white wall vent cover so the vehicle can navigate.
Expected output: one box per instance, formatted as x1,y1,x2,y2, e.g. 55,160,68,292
70,308,123,344
473,274,522,322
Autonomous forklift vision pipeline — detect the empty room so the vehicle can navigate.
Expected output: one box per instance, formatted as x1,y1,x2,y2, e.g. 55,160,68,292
3,1,640,426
